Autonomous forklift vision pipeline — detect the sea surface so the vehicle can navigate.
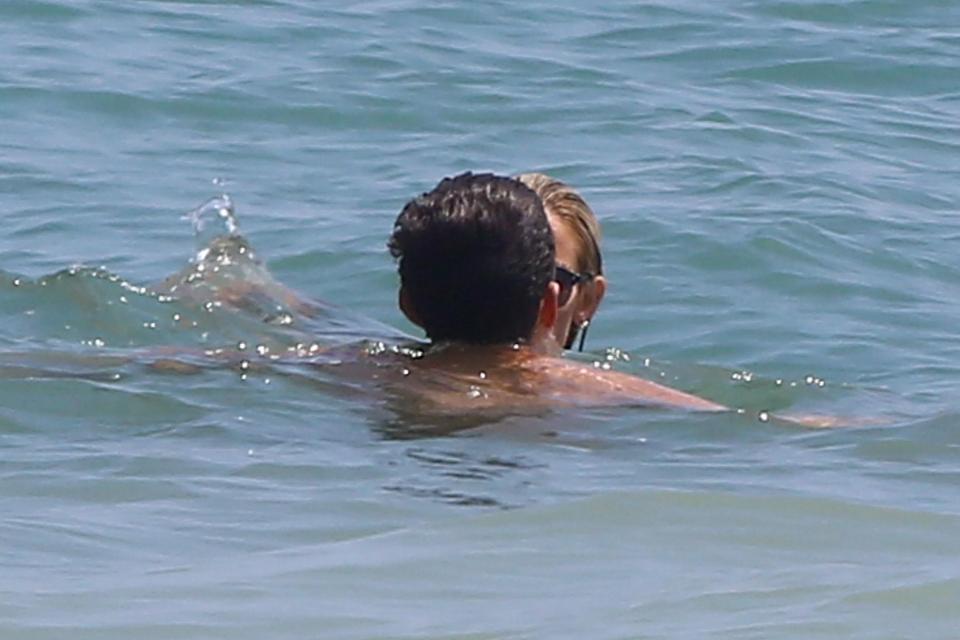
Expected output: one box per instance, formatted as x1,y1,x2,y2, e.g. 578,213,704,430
2,1,960,638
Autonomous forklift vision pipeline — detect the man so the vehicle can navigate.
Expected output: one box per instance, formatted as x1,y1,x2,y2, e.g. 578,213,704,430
387,172,724,412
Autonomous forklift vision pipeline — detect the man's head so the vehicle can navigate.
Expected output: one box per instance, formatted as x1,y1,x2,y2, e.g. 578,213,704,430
388,172,556,344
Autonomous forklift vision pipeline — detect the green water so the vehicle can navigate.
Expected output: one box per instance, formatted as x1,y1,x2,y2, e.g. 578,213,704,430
2,1,959,638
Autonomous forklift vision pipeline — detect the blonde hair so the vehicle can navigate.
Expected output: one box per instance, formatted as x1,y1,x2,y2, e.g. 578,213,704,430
516,172,603,276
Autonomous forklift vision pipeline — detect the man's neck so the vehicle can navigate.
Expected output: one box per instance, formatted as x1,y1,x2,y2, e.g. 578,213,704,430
425,331,560,362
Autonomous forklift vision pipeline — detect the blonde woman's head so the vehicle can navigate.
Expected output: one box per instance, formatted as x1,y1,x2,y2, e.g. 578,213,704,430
516,172,607,350
516,173,603,276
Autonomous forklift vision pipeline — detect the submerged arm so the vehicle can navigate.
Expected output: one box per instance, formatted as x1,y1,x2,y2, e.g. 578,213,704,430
546,358,726,411
595,368,727,411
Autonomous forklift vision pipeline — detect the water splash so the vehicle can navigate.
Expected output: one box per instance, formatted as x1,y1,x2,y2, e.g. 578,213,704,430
182,194,239,254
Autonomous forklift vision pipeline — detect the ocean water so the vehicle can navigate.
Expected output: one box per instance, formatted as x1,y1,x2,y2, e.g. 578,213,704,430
2,1,960,638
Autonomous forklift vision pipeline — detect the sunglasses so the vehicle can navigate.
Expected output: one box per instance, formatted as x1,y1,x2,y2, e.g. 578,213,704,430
554,264,594,307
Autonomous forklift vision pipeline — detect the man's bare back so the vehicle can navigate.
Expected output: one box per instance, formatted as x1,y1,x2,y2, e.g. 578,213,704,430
353,342,725,415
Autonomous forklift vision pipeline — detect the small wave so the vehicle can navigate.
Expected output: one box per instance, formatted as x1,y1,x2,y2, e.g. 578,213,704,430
0,194,397,357
725,57,959,97
0,0,87,21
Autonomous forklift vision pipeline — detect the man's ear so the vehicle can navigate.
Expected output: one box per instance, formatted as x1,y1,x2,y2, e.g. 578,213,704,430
537,281,560,330
399,286,423,329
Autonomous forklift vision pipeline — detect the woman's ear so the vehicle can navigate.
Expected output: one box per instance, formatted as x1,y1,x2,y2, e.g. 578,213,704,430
592,275,607,310
578,275,607,324
399,286,423,329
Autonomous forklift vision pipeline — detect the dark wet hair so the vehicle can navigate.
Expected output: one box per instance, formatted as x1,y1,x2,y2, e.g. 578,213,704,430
388,172,555,344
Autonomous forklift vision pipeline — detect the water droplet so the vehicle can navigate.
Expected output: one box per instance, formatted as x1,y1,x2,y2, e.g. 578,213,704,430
12,278,21,287
758,411,770,422
365,341,387,356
